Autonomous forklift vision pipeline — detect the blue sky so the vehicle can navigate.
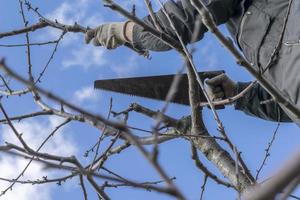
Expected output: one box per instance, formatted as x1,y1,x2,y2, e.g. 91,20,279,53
1,0,300,200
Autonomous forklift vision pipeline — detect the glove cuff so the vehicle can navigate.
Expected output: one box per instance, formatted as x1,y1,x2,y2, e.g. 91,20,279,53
121,21,133,43
234,82,252,110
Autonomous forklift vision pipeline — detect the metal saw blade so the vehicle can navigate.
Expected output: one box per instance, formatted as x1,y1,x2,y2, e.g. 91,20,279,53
94,70,224,106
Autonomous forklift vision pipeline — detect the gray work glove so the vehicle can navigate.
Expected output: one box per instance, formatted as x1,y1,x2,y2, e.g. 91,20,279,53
85,22,130,49
205,73,238,100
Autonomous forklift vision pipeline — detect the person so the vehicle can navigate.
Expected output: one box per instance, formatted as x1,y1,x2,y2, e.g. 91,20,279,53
85,0,300,124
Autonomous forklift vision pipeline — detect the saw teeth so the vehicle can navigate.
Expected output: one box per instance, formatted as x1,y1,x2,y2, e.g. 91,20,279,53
94,70,225,106
96,88,186,106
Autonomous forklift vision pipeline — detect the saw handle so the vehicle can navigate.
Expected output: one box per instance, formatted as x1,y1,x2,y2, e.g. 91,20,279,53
204,72,226,110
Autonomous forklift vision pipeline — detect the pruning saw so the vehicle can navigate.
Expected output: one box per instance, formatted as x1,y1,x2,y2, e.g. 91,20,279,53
94,70,225,109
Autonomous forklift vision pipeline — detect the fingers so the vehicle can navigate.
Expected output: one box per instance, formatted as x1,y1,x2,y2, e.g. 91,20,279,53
205,73,237,99
85,29,96,44
206,85,225,100
205,73,227,86
209,85,222,94
92,36,102,47
212,91,225,100
205,74,227,100
85,26,103,46
85,22,127,49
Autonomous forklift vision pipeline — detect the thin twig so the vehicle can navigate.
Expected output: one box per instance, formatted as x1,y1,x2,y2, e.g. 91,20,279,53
199,81,256,107
89,98,114,170
0,110,53,124
0,173,75,185
19,0,34,82
0,75,12,93
200,175,208,200
35,31,66,84
0,20,48,39
0,40,61,47
79,175,88,200
255,121,280,180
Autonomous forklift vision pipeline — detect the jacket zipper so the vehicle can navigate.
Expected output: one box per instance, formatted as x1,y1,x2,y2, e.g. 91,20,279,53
284,40,300,46
238,11,252,46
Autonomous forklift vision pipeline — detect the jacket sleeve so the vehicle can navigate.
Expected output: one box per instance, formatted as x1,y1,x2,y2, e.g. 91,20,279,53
234,82,292,122
132,0,240,51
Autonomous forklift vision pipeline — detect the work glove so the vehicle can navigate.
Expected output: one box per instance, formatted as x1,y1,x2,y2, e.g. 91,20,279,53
85,22,131,49
205,73,238,100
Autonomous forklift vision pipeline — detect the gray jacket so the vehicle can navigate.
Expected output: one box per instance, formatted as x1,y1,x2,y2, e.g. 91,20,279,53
132,0,300,124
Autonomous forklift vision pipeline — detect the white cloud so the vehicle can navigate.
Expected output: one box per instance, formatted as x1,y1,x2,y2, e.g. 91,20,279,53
46,0,104,27
74,86,99,103
1,117,76,155
84,13,104,28
43,0,150,72
62,45,107,69
0,158,52,200
47,2,83,25
43,0,107,69
0,117,77,200
44,0,103,45
42,0,151,72
111,54,139,77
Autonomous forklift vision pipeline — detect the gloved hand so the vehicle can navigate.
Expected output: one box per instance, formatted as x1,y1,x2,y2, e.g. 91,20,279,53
85,22,133,49
205,73,238,100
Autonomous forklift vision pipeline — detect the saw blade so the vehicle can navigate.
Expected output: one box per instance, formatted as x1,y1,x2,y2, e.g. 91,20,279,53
94,70,224,106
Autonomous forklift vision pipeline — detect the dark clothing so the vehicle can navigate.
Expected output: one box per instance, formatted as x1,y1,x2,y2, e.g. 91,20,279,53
235,82,292,122
132,0,300,124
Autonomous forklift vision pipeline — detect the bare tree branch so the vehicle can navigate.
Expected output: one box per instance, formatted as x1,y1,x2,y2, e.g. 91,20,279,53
191,145,233,188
